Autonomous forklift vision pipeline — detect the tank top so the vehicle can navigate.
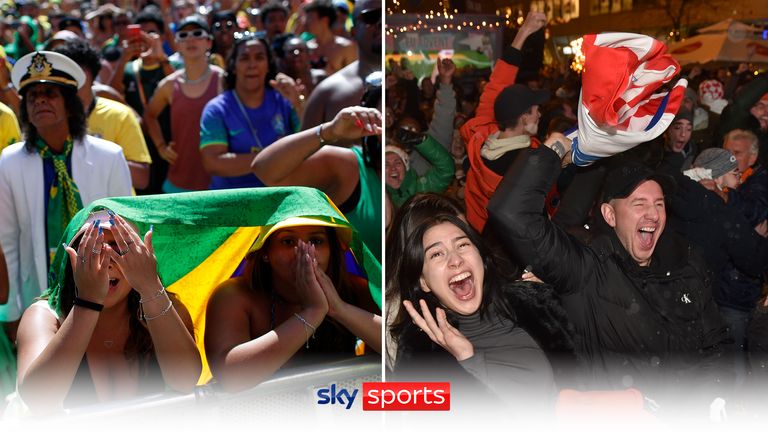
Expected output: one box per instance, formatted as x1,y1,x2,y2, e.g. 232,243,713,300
344,147,382,261
168,72,220,190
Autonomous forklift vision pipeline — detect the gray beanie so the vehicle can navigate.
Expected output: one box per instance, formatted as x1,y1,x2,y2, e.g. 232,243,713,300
694,148,738,179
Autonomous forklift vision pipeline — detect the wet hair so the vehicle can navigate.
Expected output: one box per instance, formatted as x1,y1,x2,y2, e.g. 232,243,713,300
304,0,337,28
19,84,87,153
225,33,277,90
134,7,165,34
53,39,102,79
260,1,289,24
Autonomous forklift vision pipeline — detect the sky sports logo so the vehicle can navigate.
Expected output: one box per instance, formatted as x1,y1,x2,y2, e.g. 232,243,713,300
315,382,450,411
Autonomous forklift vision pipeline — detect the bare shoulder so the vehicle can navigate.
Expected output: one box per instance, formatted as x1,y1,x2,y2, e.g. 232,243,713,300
209,277,257,308
211,65,226,76
18,300,60,336
206,276,271,337
157,70,183,89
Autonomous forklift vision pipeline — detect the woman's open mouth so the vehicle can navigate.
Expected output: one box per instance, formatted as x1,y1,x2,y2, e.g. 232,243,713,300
448,271,475,301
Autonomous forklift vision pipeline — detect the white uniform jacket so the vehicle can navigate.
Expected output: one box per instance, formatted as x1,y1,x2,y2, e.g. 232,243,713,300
0,135,132,321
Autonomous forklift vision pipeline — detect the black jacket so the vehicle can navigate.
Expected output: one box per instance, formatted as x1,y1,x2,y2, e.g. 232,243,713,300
487,147,731,415
660,166,768,312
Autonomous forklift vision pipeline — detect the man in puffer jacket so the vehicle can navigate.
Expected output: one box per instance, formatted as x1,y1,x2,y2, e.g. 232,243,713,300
487,133,732,419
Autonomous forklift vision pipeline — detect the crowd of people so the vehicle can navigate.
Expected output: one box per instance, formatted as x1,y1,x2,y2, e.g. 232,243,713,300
385,11,768,423
0,0,767,424
0,0,382,416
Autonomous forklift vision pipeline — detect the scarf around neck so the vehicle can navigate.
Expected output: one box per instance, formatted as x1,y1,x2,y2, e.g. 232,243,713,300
36,136,83,262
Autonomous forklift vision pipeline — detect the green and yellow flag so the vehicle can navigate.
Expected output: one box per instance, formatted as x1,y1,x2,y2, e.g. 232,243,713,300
44,187,381,384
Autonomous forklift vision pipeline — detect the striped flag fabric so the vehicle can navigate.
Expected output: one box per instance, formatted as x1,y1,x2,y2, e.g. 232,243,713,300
567,33,688,166
44,187,381,384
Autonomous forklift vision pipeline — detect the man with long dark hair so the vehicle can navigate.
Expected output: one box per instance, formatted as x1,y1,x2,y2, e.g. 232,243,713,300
0,51,131,341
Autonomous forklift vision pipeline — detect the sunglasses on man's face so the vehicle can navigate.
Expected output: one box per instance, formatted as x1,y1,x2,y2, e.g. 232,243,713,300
176,29,209,40
358,8,381,26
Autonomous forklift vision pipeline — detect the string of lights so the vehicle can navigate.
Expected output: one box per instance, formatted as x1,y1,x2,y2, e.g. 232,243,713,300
385,5,526,37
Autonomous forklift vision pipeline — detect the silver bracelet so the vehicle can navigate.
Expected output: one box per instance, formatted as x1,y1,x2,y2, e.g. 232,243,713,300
142,298,173,321
139,286,166,304
294,313,317,349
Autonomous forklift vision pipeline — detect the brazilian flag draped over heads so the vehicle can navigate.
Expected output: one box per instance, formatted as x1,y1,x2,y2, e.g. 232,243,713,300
44,187,381,383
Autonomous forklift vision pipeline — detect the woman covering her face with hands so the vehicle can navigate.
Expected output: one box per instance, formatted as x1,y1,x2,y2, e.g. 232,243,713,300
14,210,201,414
205,216,381,393
387,194,578,415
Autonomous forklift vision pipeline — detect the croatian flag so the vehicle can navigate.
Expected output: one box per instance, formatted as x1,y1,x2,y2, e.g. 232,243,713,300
566,33,688,166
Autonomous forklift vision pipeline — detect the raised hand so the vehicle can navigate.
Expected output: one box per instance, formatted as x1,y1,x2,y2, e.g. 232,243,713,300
64,221,111,304
437,58,456,85
403,299,474,361
106,214,163,298
512,11,547,50
308,243,344,318
324,106,382,141
294,239,329,314
520,11,547,36
141,31,166,62
269,72,303,106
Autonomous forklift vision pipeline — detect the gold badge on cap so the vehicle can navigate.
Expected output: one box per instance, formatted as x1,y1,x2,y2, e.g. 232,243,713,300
27,53,53,81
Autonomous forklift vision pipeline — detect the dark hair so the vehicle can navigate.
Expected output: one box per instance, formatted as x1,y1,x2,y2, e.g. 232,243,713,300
225,34,277,90
497,105,533,131
248,227,368,353
134,8,165,34
260,1,289,24
213,10,237,23
386,194,576,367
58,233,161,369
304,0,336,28
53,39,102,79
272,33,296,59
57,16,83,32
19,84,87,152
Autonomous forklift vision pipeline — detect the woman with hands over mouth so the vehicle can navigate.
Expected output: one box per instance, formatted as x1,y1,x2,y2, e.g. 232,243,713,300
387,194,577,413
204,218,381,393
14,211,200,414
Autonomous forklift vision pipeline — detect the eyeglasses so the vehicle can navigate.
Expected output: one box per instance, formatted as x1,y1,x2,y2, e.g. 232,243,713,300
176,29,209,40
213,21,236,31
357,8,381,26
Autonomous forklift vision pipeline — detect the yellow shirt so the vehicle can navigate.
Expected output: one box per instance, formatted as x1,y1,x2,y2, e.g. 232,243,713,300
0,102,21,152
88,97,152,164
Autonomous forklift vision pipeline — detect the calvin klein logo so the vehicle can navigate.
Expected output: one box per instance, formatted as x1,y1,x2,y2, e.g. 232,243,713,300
681,294,691,304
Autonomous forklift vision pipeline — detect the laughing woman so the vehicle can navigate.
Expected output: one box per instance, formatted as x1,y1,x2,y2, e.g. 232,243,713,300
14,211,201,414
387,194,577,414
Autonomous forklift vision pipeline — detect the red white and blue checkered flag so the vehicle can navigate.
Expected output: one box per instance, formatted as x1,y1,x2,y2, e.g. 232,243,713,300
566,33,688,166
